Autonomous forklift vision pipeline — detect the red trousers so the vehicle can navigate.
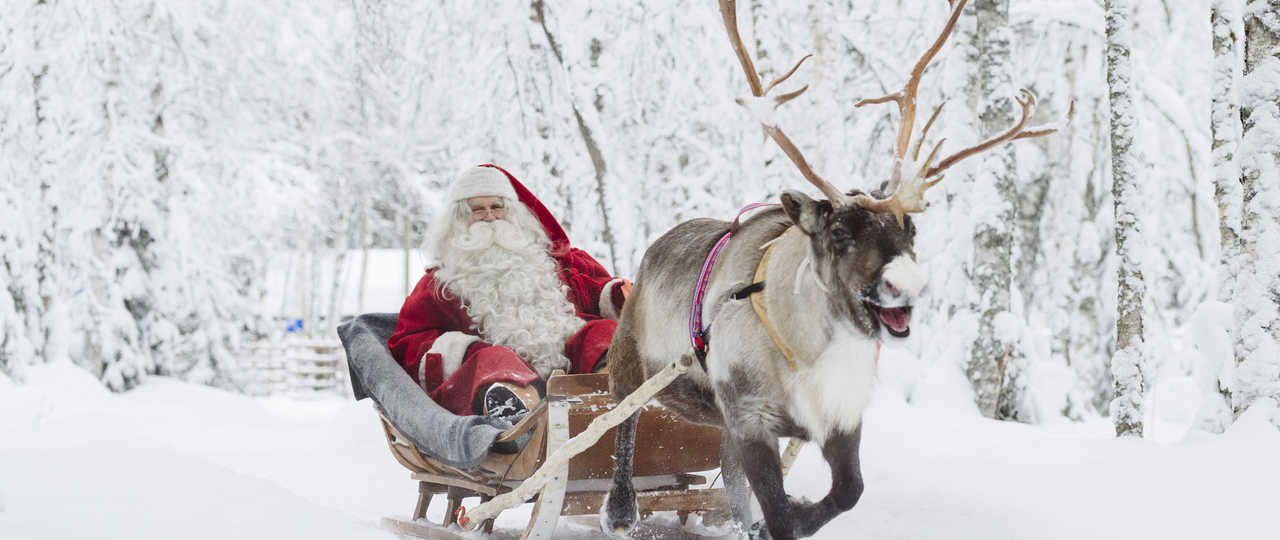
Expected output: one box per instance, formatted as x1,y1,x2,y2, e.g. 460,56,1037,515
429,319,616,415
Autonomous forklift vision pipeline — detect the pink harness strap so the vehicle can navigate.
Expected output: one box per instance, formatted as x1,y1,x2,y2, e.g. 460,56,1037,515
689,203,779,355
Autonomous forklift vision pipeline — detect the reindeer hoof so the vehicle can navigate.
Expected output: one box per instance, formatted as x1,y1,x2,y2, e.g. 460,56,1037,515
600,490,639,537
747,519,773,540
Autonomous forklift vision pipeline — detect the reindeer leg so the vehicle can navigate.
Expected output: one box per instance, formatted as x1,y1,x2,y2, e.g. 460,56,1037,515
719,428,756,532
731,433,796,540
790,423,865,538
601,329,644,536
601,412,640,536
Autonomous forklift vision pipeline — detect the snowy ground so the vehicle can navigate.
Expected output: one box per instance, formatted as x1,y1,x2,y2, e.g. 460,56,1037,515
2,360,1277,540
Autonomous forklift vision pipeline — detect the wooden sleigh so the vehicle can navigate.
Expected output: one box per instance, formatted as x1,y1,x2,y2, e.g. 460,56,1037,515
378,369,730,539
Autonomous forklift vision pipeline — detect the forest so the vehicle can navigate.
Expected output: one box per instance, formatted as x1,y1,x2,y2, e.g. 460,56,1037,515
2,0,1277,437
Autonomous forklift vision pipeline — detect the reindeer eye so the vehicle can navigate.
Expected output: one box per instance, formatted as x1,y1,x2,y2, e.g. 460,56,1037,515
830,227,851,243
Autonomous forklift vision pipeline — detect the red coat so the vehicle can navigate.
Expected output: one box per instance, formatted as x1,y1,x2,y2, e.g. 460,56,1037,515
388,165,625,415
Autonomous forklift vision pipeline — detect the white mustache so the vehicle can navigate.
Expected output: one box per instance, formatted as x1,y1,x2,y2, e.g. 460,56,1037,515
450,219,538,252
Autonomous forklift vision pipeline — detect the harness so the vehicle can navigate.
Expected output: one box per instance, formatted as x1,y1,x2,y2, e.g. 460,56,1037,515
689,204,883,372
689,203,779,367
747,237,797,370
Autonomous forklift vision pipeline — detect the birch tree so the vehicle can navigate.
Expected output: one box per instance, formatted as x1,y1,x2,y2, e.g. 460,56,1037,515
1227,0,1280,425
967,0,1028,421
530,0,619,270
0,1,47,378
1205,0,1242,433
1106,0,1146,438
29,0,62,372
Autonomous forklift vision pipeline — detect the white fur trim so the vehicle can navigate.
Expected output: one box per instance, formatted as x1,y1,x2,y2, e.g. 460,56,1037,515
429,331,483,379
417,354,429,392
448,166,517,202
600,278,626,320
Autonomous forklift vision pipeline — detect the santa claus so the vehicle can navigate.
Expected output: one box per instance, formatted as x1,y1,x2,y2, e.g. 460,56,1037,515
388,164,629,421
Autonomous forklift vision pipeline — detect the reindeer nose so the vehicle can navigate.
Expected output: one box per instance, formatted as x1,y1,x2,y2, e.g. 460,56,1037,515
881,254,928,299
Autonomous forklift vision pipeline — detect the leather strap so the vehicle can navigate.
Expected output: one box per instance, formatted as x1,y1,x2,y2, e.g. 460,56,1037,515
749,236,799,371
689,202,780,356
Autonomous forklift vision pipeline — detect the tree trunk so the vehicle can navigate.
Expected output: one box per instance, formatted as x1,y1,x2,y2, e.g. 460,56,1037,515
145,77,169,376
531,0,619,271
1203,0,1242,433
31,1,54,367
1228,0,1280,425
1105,0,1146,438
967,0,1026,421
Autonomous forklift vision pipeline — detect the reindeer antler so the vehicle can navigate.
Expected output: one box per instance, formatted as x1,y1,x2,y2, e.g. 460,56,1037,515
853,0,1068,227
719,0,850,206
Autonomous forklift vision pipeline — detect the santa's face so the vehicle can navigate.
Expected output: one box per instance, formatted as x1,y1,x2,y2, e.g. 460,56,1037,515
467,196,508,224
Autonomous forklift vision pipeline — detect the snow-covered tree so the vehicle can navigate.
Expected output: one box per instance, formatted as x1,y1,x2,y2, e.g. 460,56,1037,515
1203,0,1243,433
1105,0,1147,438
1225,0,1280,426
0,1,48,379
966,0,1031,421
528,0,621,270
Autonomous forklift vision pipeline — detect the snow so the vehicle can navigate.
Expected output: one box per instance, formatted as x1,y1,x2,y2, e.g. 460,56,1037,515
3,360,1278,540
2,0,1277,537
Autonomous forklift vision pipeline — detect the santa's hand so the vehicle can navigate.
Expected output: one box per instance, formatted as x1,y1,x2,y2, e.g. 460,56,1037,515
619,279,633,299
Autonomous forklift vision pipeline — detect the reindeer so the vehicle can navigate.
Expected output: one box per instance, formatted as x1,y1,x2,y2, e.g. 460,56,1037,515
602,1,1062,538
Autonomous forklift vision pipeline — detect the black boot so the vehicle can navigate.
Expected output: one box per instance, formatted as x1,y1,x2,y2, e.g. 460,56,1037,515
482,383,530,424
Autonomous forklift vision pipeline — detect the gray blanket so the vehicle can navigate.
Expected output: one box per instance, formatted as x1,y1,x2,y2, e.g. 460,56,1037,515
336,313,527,470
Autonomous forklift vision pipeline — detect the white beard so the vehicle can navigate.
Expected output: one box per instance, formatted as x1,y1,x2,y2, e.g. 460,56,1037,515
435,218,585,378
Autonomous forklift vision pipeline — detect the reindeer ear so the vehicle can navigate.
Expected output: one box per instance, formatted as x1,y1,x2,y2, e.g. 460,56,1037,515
780,190,826,235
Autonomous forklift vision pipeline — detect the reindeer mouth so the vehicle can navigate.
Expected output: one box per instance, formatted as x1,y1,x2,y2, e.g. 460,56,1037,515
867,303,912,338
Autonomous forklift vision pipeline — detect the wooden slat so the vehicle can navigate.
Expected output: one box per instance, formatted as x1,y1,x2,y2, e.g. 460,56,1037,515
518,474,684,494
559,488,729,516
546,371,610,396
408,473,501,497
546,373,724,480
676,473,708,486
506,473,704,494
520,395,571,539
413,482,435,520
